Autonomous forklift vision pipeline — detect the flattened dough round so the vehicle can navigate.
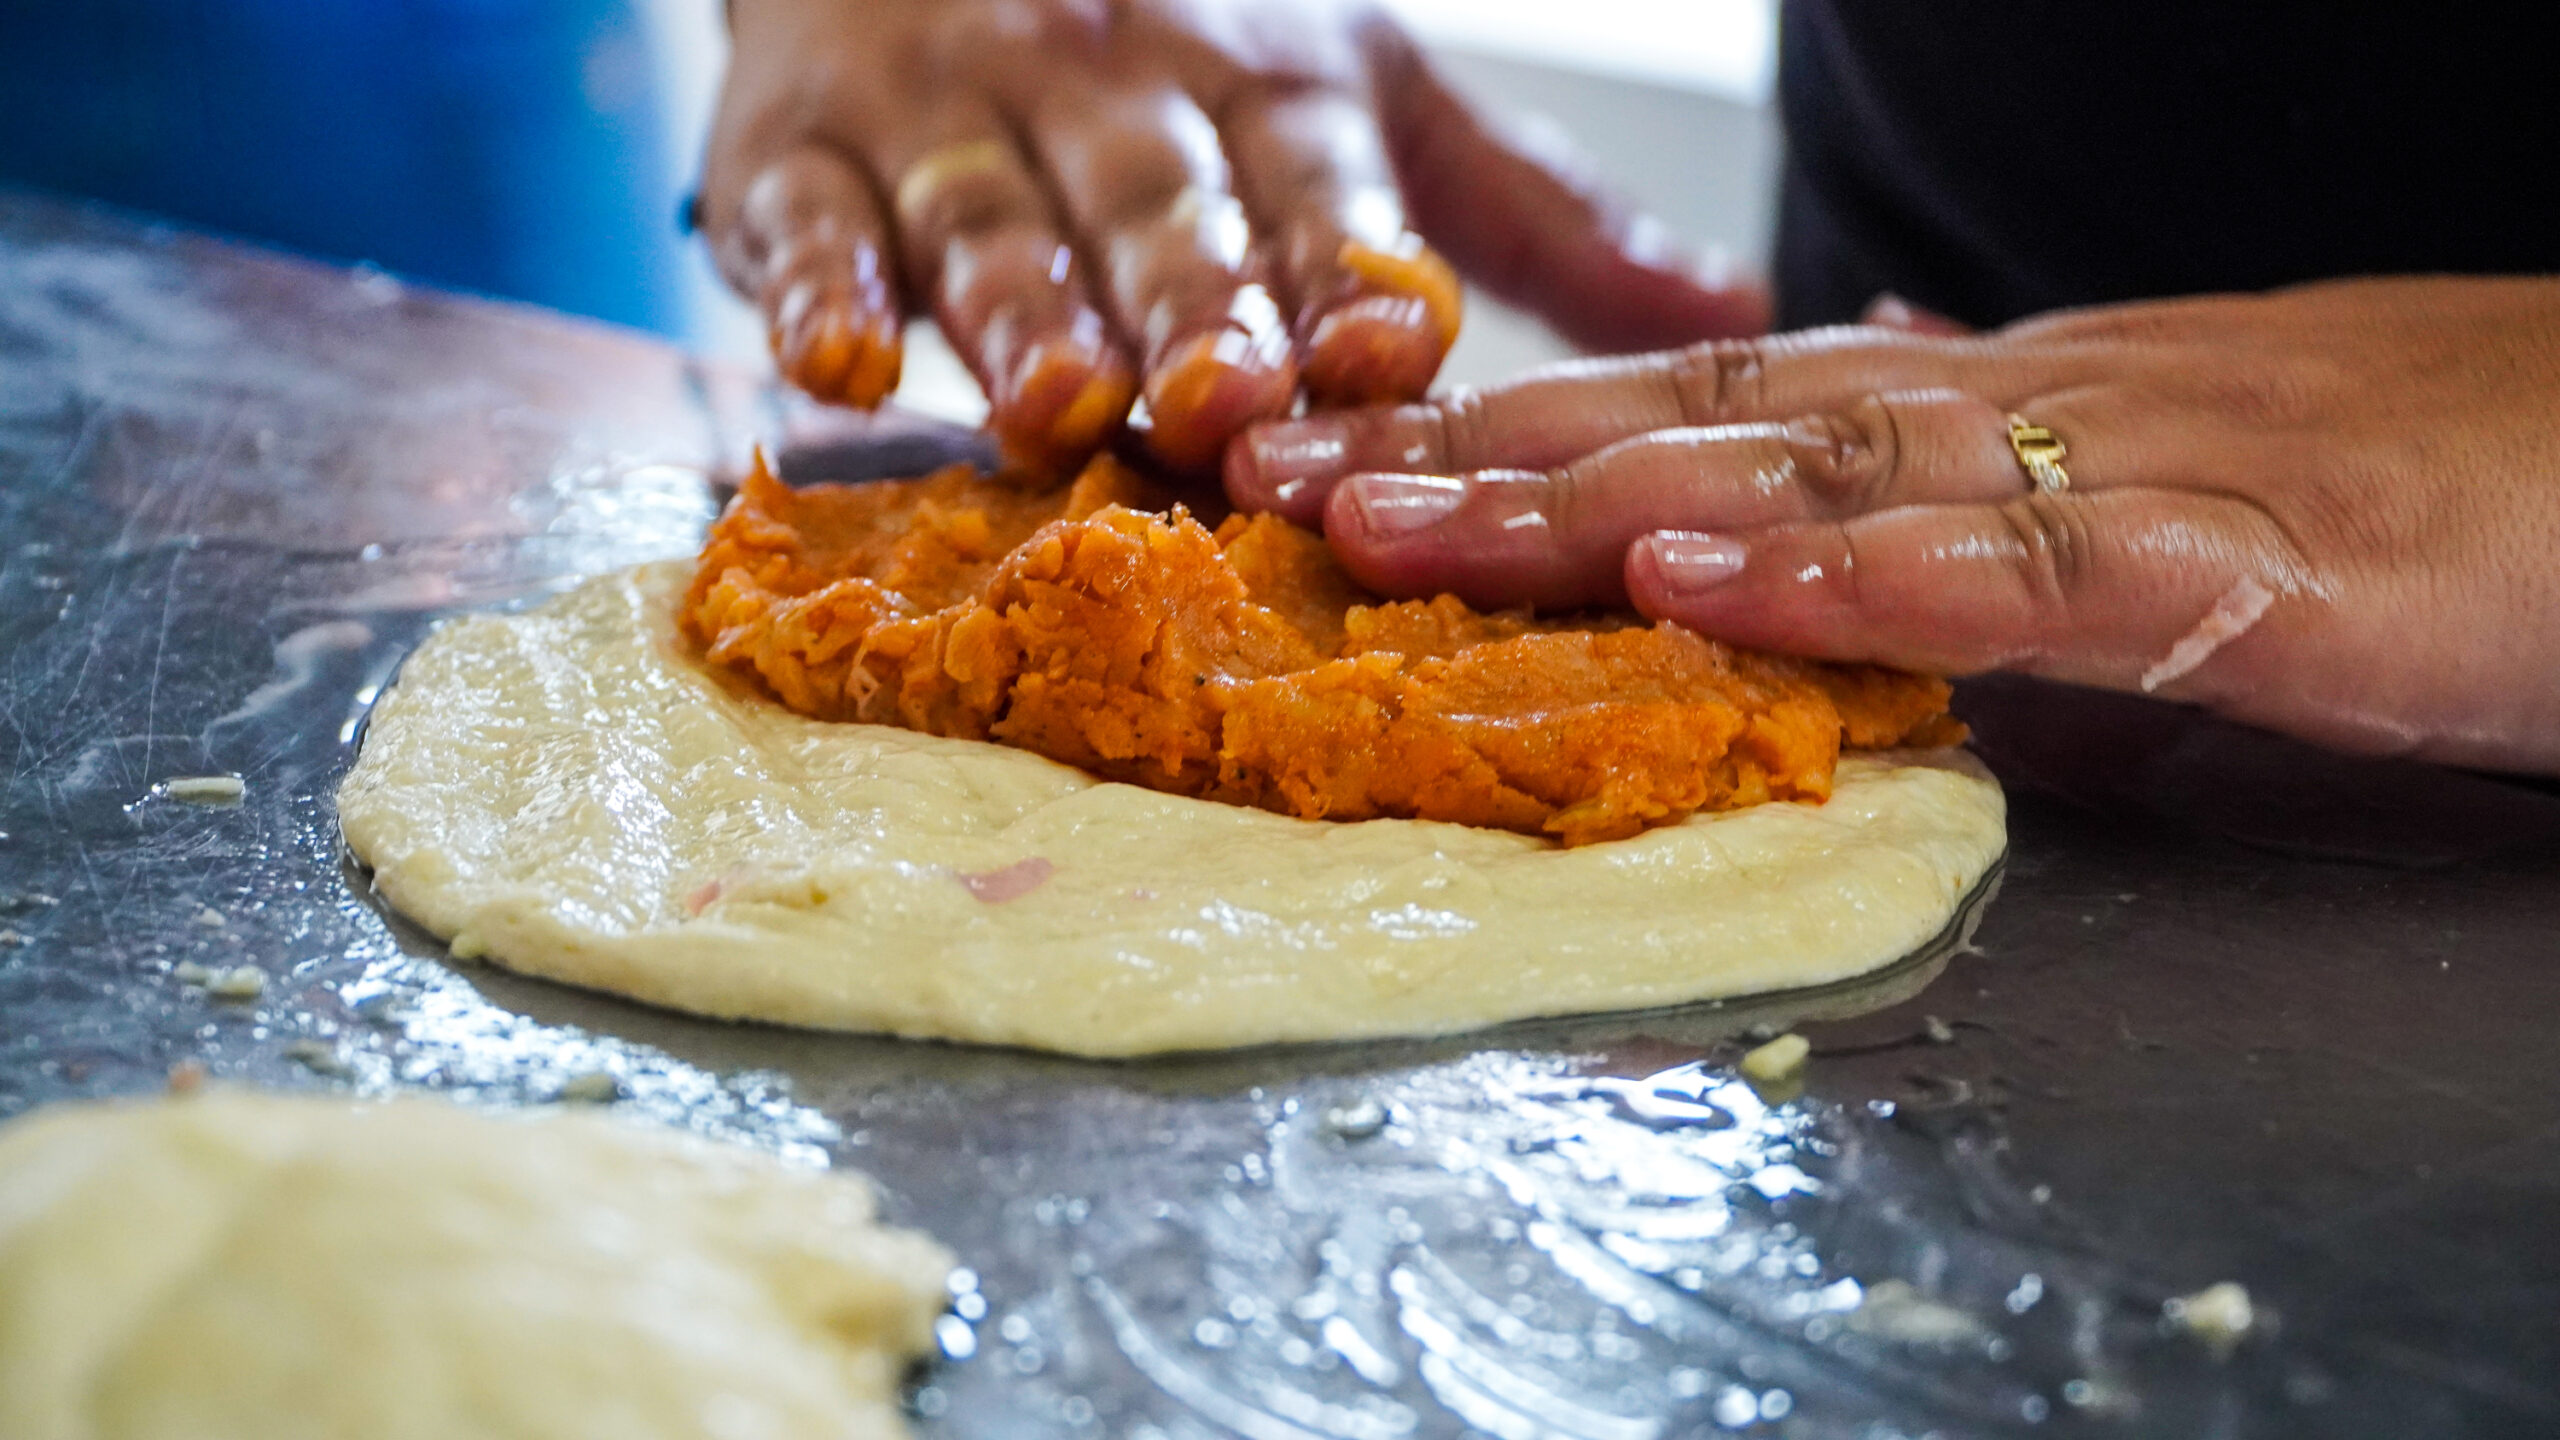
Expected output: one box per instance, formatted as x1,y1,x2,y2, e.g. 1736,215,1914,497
338,564,2005,1056
0,1090,952,1440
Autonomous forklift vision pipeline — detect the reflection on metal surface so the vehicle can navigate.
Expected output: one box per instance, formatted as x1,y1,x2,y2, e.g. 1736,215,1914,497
895,1049,2230,1438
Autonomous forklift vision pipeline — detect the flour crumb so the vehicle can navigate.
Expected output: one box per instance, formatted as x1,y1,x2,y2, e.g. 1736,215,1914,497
2141,577,2276,692
557,1071,623,1105
1740,1032,1811,1099
162,775,246,805
2164,1281,2257,1358
202,965,267,1001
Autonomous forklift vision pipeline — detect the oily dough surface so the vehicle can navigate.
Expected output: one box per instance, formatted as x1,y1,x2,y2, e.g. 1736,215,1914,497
0,1090,952,1440
338,563,2007,1056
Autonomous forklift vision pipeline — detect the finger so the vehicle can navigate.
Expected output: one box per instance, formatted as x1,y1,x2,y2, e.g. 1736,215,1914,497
1023,80,1296,473
713,145,905,409
875,115,1136,474
1230,328,2016,523
1221,88,1459,407
1861,293,1974,336
1369,31,1769,354
1620,489,2312,696
1323,390,2055,608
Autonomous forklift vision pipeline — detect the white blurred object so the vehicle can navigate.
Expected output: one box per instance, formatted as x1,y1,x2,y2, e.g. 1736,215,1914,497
1379,0,1776,103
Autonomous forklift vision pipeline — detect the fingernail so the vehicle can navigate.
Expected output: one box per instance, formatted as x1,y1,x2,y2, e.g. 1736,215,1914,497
1641,531,1746,593
1348,474,1466,535
996,337,1133,468
1862,293,1917,328
1241,421,1345,491
1304,295,1442,406
1145,326,1299,473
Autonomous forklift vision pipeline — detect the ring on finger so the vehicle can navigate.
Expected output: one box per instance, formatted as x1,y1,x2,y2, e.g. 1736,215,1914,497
2006,413,2072,494
892,139,1021,226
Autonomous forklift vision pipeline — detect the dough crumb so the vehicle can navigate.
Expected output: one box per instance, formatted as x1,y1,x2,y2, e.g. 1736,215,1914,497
285,1039,350,1076
2140,577,2275,693
953,857,1055,903
1922,1014,1956,1045
0,928,27,948
161,774,247,805
1847,1280,1990,1346
1740,1032,1811,1098
556,1071,623,1104
447,931,487,961
172,961,213,985
193,905,227,928
2164,1281,2257,1358
166,1060,207,1095
202,965,267,1001
1322,1097,1390,1140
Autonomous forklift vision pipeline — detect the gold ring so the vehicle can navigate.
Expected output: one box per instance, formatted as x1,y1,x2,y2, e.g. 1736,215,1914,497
2007,413,2071,494
892,139,1021,228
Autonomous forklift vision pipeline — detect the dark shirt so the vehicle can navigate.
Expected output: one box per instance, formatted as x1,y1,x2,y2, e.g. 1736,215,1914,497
1774,4,2560,328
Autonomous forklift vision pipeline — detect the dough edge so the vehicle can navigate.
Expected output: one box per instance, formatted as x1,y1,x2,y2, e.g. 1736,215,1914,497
338,563,2007,1057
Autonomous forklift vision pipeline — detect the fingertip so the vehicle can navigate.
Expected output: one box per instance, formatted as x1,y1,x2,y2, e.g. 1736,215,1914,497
991,327,1136,473
1299,237,1461,406
1142,312,1298,475
840,312,904,409
784,298,856,398
1859,292,1972,337
1301,294,1445,407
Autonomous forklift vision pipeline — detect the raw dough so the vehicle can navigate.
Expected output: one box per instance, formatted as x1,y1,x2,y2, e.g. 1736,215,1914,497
338,564,2006,1056
0,1090,951,1440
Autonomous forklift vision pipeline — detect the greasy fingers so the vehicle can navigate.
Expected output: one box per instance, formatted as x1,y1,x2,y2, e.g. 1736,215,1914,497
1222,89,1460,406
1027,83,1295,473
882,126,1136,474
1316,393,2031,610
1228,330,2003,520
1621,489,2311,690
729,148,905,408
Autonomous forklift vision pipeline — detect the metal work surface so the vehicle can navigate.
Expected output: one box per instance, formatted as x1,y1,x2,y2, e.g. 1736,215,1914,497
5,192,2557,1439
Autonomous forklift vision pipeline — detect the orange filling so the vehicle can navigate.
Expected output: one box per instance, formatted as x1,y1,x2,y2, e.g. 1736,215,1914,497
684,454,1963,846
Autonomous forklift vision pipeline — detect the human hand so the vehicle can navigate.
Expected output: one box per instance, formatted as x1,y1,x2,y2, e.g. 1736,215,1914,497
697,0,1767,475
1224,277,2560,771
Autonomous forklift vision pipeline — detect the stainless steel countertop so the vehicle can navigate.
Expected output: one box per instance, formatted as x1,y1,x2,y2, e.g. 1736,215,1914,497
5,190,2556,1439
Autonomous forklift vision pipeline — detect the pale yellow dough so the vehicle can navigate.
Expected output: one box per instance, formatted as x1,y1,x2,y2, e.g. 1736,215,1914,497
0,1090,952,1440
338,564,2006,1056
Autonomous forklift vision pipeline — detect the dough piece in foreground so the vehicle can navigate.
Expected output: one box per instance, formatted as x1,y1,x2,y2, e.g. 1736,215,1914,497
0,1090,952,1440
338,564,2006,1056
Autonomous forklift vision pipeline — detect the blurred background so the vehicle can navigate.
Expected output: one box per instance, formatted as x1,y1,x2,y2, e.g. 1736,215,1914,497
0,0,1776,420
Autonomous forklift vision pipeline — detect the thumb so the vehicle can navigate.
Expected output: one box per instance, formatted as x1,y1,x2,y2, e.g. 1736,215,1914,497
1369,35,1770,352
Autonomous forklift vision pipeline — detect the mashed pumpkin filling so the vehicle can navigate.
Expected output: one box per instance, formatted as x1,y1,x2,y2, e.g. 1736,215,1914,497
684,454,1962,845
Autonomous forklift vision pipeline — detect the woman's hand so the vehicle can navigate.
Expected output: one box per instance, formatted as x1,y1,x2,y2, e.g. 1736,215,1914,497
698,0,1767,474
1225,276,2560,772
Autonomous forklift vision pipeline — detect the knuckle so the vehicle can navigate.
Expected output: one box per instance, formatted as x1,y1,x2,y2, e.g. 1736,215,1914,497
1995,493,2097,632
1430,389,1487,471
1669,338,1768,424
1782,399,1897,512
